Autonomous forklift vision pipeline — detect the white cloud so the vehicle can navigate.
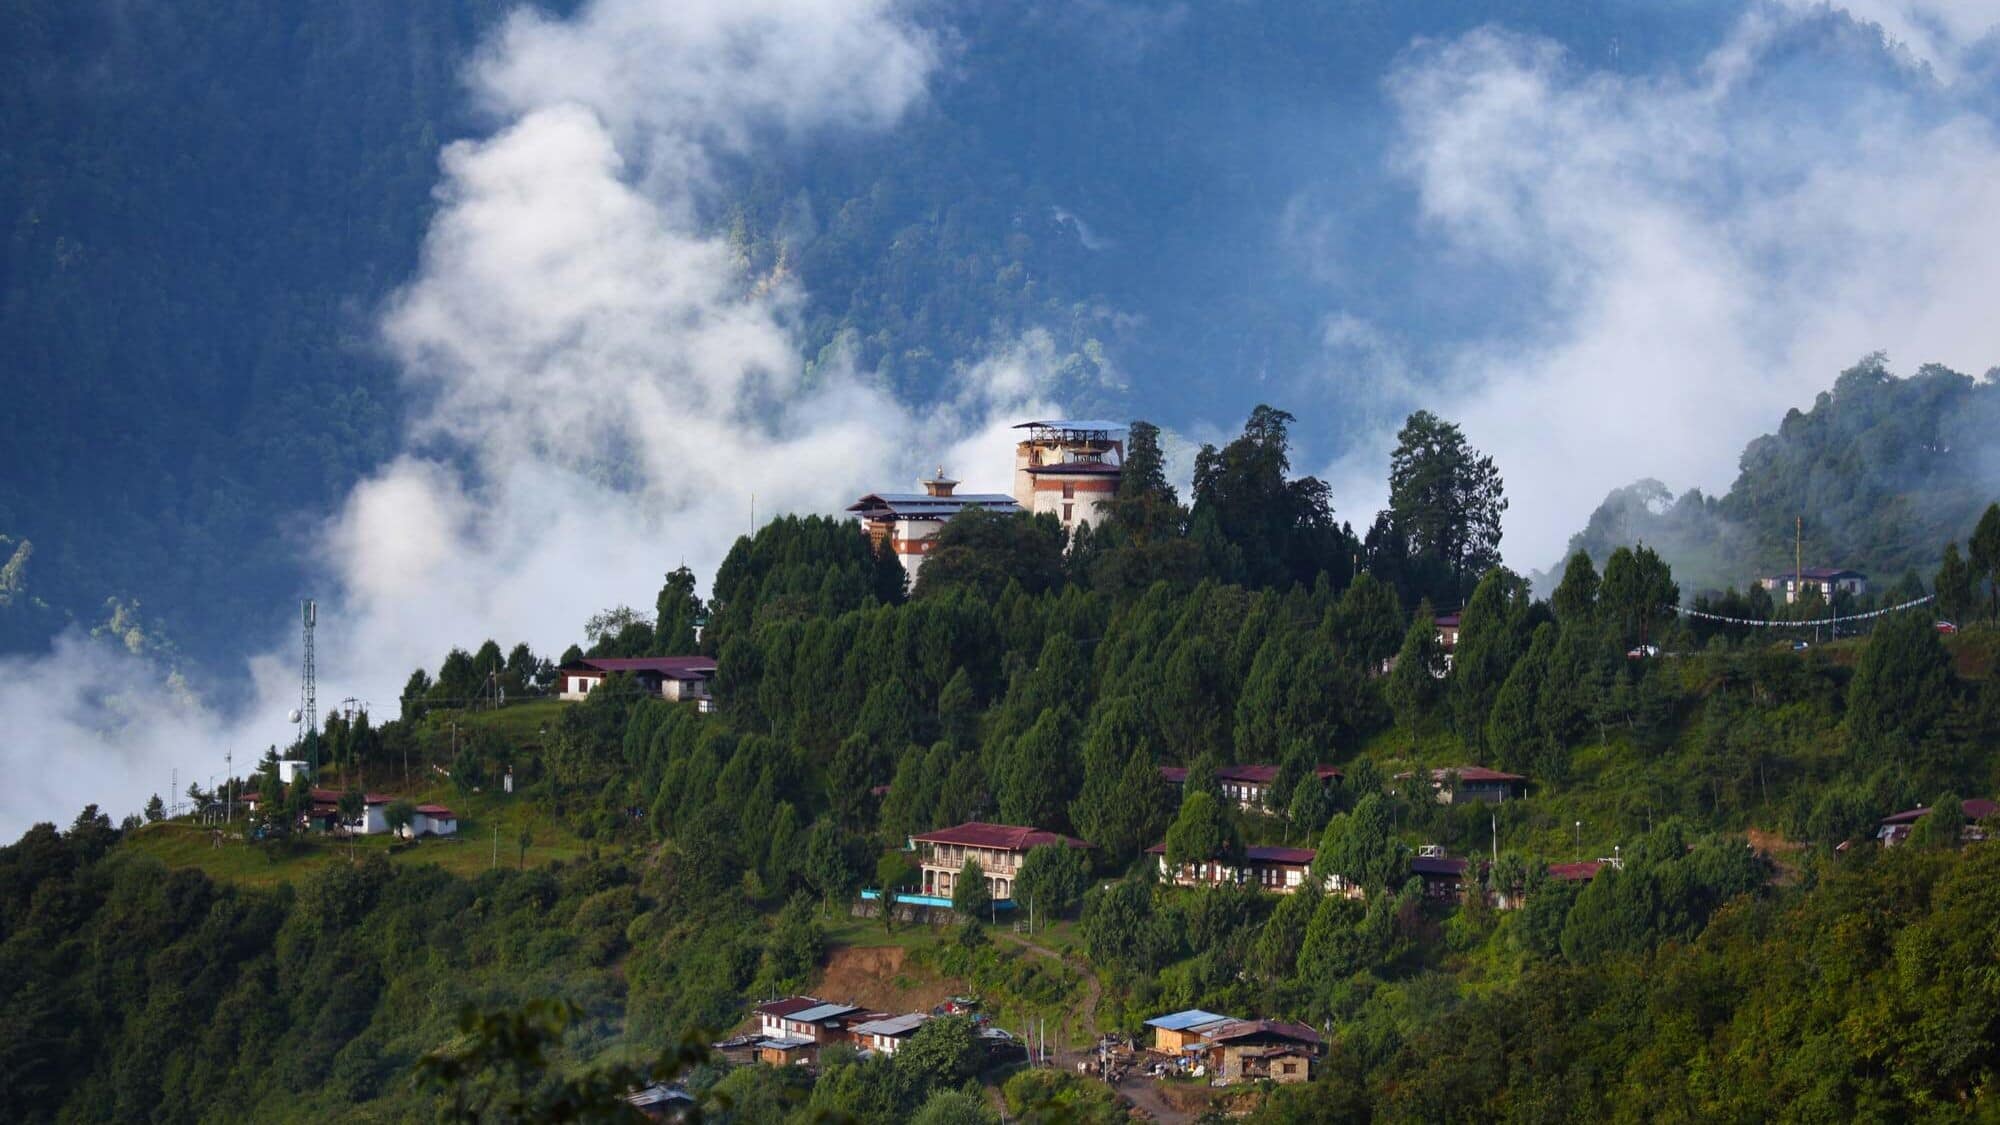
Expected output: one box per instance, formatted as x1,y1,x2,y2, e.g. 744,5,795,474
1328,13,2000,570
1,0,1070,841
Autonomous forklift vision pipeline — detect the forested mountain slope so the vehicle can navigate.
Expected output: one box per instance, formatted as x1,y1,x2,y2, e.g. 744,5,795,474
5,402,1997,1116
1562,357,2000,595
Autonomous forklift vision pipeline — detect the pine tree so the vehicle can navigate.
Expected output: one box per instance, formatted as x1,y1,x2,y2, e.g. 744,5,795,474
1971,504,2000,620
1936,541,1975,625
1551,550,1601,627
1487,624,1553,774
1848,610,1956,754
1386,600,1445,731
1451,570,1526,749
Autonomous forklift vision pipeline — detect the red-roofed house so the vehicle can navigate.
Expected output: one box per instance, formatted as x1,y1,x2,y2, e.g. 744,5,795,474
558,656,717,707
1875,798,2000,847
1158,763,1342,813
1146,843,1326,894
911,822,1088,904
407,804,458,838
1410,848,1471,900
308,788,394,835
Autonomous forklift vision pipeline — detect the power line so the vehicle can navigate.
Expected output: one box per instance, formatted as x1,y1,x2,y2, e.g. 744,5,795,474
1673,593,1934,628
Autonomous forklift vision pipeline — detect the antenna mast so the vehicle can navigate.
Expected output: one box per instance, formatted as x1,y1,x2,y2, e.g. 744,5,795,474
301,600,318,780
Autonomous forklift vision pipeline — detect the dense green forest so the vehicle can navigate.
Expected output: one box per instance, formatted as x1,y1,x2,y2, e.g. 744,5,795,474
6,399,2000,1121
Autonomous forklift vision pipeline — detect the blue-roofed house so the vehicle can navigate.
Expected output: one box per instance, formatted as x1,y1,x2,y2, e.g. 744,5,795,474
1145,1008,1239,1052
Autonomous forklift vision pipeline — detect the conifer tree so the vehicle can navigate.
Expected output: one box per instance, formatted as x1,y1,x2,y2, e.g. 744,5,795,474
1972,504,2000,620
1386,600,1445,731
1936,541,1974,624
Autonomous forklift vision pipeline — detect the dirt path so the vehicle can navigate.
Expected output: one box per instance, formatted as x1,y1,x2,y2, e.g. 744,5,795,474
1115,1074,1196,1125
994,929,1102,1055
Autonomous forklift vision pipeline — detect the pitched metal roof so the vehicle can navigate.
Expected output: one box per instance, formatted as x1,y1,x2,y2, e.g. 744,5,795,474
912,822,1088,851
850,1013,930,1037
1433,766,1526,784
564,655,717,679
1547,861,1604,882
753,996,824,1018
1880,798,2000,825
786,1003,861,1024
1411,855,1469,877
1203,1019,1324,1047
1145,1009,1236,1031
1143,843,1316,865
1012,419,1127,432
846,493,1021,519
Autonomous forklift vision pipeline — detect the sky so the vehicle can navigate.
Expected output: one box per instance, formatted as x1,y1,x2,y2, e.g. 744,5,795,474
5,0,2000,838
1316,2,2000,562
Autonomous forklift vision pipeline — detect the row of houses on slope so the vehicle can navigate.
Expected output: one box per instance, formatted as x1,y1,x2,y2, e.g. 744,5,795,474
240,787,457,838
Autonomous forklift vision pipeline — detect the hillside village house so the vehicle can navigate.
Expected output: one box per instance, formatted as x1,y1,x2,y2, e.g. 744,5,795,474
1758,567,1868,604
1143,1010,1322,1083
1874,798,1999,846
1196,1020,1322,1084
1409,766,1528,804
1147,843,1325,894
910,822,1089,905
848,1013,930,1056
557,656,717,707
1411,847,1471,900
304,788,392,834
1159,763,1341,813
406,804,457,837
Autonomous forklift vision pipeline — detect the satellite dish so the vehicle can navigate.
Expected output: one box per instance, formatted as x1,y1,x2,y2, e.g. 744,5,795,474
287,708,302,724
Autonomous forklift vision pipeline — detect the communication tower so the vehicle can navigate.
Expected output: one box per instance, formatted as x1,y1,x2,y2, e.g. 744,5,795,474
300,600,318,778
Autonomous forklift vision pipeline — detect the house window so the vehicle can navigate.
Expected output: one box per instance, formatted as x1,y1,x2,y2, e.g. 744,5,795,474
1062,482,1075,499
1062,503,1074,522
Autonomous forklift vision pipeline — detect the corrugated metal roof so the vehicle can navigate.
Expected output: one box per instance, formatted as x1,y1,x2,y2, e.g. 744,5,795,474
847,493,1021,519
754,996,824,1018
851,1013,929,1037
787,1003,861,1024
912,822,1088,851
1145,1009,1235,1031
1013,420,1128,432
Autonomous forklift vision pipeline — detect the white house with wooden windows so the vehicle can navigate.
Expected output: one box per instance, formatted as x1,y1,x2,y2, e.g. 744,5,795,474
557,656,717,707
910,822,1089,905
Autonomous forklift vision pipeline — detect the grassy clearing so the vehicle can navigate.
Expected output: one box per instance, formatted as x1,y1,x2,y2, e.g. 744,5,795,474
125,781,591,887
